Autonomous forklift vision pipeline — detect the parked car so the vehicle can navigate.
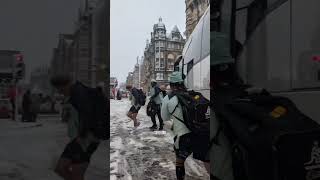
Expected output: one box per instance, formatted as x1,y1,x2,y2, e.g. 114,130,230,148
0,98,12,119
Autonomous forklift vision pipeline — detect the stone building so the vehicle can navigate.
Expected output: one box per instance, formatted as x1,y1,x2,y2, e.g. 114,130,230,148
50,0,109,90
91,0,109,90
50,34,74,79
185,0,209,38
71,6,93,87
140,18,185,92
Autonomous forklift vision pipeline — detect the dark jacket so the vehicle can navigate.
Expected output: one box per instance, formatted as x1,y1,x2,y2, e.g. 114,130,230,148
69,82,96,138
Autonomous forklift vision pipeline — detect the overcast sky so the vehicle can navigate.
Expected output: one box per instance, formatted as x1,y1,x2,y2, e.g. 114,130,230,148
0,0,82,82
110,0,186,84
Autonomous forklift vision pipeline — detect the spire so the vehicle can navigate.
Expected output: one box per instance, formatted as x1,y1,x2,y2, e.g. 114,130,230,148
159,17,162,23
172,25,180,33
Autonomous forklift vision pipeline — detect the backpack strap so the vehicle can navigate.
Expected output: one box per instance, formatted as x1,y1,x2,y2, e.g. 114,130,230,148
168,98,188,127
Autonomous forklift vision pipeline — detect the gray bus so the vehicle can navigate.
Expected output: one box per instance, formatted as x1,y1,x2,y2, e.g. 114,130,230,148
175,6,210,100
215,0,320,123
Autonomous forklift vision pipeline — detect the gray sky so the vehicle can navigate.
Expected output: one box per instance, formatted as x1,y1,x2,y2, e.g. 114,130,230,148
110,0,186,83
0,0,82,82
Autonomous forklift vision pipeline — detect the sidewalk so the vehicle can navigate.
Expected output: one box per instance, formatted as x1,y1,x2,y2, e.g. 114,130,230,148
0,116,109,180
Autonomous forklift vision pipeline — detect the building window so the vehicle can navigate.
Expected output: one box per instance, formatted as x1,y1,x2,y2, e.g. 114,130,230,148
160,59,165,68
156,73,164,80
168,60,174,71
155,58,160,71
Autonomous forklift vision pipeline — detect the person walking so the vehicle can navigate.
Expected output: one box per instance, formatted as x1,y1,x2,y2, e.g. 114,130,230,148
126,85,141,127
50,75,102,180
149,79,164,130
22,90,32,122
161,72,210,180
7,85,16,120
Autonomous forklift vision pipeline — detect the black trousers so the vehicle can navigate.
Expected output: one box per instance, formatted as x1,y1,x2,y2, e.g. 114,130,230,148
151,104,163,126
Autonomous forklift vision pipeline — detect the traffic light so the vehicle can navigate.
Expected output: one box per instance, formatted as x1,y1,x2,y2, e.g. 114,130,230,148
14,54,25,80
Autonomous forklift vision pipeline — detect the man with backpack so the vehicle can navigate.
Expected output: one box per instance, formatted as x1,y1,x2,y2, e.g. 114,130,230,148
149,79,164,130
126,85,145,127
161,72,210,180
50,75,108,180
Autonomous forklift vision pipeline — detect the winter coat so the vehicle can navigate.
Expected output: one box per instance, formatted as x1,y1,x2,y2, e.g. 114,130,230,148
161,94,191,149
150,86,163,105
69,81,99,138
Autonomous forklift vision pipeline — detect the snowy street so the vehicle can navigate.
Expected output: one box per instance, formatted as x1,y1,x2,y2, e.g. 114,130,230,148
0,114,109,180
110,98,209,180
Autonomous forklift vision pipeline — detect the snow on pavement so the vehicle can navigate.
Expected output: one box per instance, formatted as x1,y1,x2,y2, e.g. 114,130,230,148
0,115,109,180
110,99,209,180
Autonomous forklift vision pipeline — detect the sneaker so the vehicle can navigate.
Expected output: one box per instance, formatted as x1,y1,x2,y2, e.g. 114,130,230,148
149,125,157,130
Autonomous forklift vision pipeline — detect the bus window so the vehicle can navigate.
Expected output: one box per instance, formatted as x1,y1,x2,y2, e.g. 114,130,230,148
186,60,194,88
246,0,267,37
193,62,201,90
187,60,194,74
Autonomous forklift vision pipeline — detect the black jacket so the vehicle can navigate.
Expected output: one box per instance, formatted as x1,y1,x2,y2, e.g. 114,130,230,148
69,82,96,138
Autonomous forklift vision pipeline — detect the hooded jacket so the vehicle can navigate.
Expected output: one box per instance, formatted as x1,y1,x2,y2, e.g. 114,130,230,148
161,93,191,149
150,85,163,105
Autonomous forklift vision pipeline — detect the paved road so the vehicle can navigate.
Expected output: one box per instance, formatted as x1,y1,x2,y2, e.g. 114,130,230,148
0,115,109,180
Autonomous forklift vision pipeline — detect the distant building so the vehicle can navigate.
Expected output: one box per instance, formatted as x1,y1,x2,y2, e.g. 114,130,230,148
50,34,74,79
185,0,209,39
71,8,93,87
140,18,185,92
126,72,134,87
133,58,140,88
50,0,109,90
91,0,109,91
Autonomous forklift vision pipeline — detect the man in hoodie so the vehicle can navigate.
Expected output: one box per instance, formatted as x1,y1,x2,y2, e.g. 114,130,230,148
149,79,164,130
161,72,210,180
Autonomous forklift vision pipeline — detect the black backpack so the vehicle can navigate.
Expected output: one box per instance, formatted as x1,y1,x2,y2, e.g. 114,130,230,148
171,90,210,134
89,87,109,140
146,100,157,117
171,90,211,160
137,89,146,106
213,85,320,180
70,82,109,140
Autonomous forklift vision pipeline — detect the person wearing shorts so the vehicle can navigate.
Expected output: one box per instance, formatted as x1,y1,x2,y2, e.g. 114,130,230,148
129,105,141,114
51,75,100,180
126,85,141,127
161,72,210,180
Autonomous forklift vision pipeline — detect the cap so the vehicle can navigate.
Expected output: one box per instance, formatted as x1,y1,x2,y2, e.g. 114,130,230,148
169,72,184,83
